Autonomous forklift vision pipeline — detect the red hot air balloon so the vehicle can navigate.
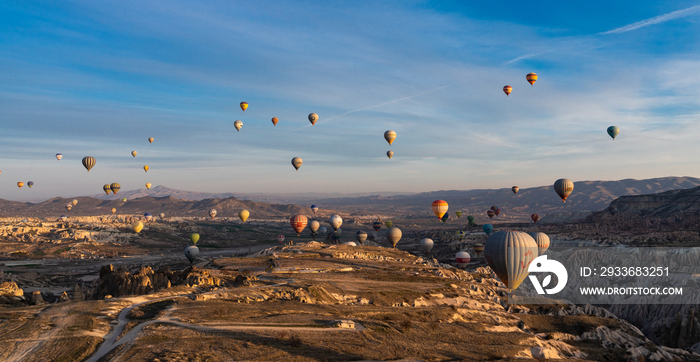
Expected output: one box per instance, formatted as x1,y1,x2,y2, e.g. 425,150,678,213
290,215,308,236
503,85,512,96
531,214,540,223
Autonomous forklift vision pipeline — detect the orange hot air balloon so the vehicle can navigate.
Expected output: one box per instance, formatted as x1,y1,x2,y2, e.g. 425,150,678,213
503,85,512,96
240,102,248,111
148,137,154,143
531,213,540,223
512,186,519,194
271,117,279,126
431,200,448,220
290,214,308,236
143,165,149,172
526,73,538,86
17,182,24,189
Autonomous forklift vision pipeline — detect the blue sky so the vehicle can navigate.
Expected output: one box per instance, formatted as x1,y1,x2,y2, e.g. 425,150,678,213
1,1,700,201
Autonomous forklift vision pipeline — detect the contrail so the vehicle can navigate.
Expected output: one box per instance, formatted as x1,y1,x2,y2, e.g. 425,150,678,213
600,4,700,35
312,84,453,126
504,51,549,65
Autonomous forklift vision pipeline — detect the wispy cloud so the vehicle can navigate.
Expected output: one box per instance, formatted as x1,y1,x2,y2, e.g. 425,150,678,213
504,51,550,64
600,5,700,35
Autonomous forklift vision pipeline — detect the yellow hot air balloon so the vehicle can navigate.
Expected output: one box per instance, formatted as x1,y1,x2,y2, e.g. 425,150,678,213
132,221,144,233
17,182,24,189
384,130,396,145
145,183,152,189
503,85,512,96
239,210,250,223
111,208,116,215
110,183,121,194
143,165,149,172
82,156,96,172
431,200,448,220
131,151,137,157
240,102,248,111
308,113,318,125
526,72,538,86
291,157,302,171
72,199,78,206
148,137,154,143
103,184,111,195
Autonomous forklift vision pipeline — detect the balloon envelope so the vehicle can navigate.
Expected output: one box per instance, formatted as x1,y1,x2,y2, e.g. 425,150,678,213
111,208,116,214
384,221,393,228
103,184,111,195
309,220,320,233
27,181,34,188
159,213,165,219
132,221,144,233
512,186,519,194
455,251,471,269
372,222,382,232
526,72,538,86
441,212,449,223
386,150,393,159
55,153,62,161
131,151,137,157
356,231,367,244
384,130,396,145
529,232,550,256
431,200,448,219
277,235,285,244
240,102,248,111
144,213,153,221
234,120,243,131
110,183,121,194
60,215,67,221
143,165,149,172
455,230,465,241
72,199,78,206
607,126,620,140
531,214,540,223
290,215,308,236
208,209,217,219
190,233,200,244
82,156,96,172
483,224,494,235
308,113,318,125
487,210,495,219
329,214,342,231
473,243,484,254
291,157,302,171
483,230,538,290
148,137,154,143
145,183,151,189
310,205,318,214
455,211,462,218
239,210,250,222
420,238,434,253
271,117,279,126
554,178,574,203
387,227,402,248
503,85,512,96
184,245,199,263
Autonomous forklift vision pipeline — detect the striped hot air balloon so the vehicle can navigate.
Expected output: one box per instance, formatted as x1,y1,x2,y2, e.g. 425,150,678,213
431,200,448,220
512,186,519,194
82,156,96,172
384,130,396,145
240,102,248,111
529,232,550,256
503,85,512,96
487,210,495,219
554,178,574,203
483,231,538,290
290,215,308,236
526,72,538,86
103,184,111,195
110,183,121,195
271,117,279,126
372,222,382,232
473,243,484,255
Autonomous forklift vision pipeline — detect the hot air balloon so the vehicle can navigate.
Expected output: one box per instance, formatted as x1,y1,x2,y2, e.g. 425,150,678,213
144,213,153,222
132,221,144,233
329,214,342,231
384,220,393,228
111,208,116,215
441,212,449,223
208,209,217,219
103,184,111,195
332,229,342,242
526,72,538,86
240,102,248,111
65,204,72,211
487,210,495,219
387,227,402,248
159,213,165,219
184,245,199,263
271,117,279,126
309,220,320,234
310,205,318,214
529,232,550,256
494,208,501,216
190,233,199,244
234,120,243,131
277,235,285,244
148,137,154,143
455,211,462,218
431,200,448,220
131,151,137,157
531,214,540,223
554,178,574,203
290,215,308,236
503,85,512,96
386,151,393,159
308,113,318,125
291,157,302,171
483,224,493,235
421,238,434,253
82,156,96,172
318,226,327,235
455,251,471,269
372,222,382,232
110,183,121,195
143,165,149,172
473,243,484,255
483,231,538,290
455,230,465,241
27,181,34,188
467,215,475,226
607,126,619,140
356,231,367,245
239,210,250,223
55,153,62,161
60,215,68,222
512,186,519,194
122,198,127,203
72,199,78,206
608,205,618,215
343,241,356,247
145,183,152,189
384,130,396,145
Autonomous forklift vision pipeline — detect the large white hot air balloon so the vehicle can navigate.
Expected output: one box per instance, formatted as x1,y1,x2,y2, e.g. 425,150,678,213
483,230,538,290
387,227,402,248
420,238,434,253
329,214,342,231
529,232,550,256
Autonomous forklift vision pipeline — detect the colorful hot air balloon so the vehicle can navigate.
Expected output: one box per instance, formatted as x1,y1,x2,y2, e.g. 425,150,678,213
308,113,318,125
111,208,116,215
503,85,512,96
441,212,449,223
82,156,96,172
144,212,153,222
384,130,396,145
386,151,393,159
271,117,279,126
384,220,393,228
277,235,285,244
483,231,538,290
17,182,24,189
290,215,308,236
431,200,448,220
329,214,342,231
487,210,495,219
148,137,154,143
483,224,493,235
27,181,34,188
110,183,121,195
239,210,249,223
131,151,137,157
240,102,248,111
65,204,72,211
103,184,111,195
554,178,574,203
526,72,538,86
473,243,484,255
318,226,327,235
159,213,165,219
455,251,471,269
494,208,500,216
455,230,465,241
184,245,199,263
607,126,619,140
72,199,78,206
291,157,302,171
60,215,68,222
122,198,127,203
387,227,402,248
531,214,540,223
310,205,318,214
143,165,149,172
234,120,243,131
190,233,200,244
356,231,367,245
529,232,550,256
145,183,151,189
132,221,144,233
208,209,217,219
372,222,382,232
421,238,434,253
512,186,519,194
55,153,62,161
